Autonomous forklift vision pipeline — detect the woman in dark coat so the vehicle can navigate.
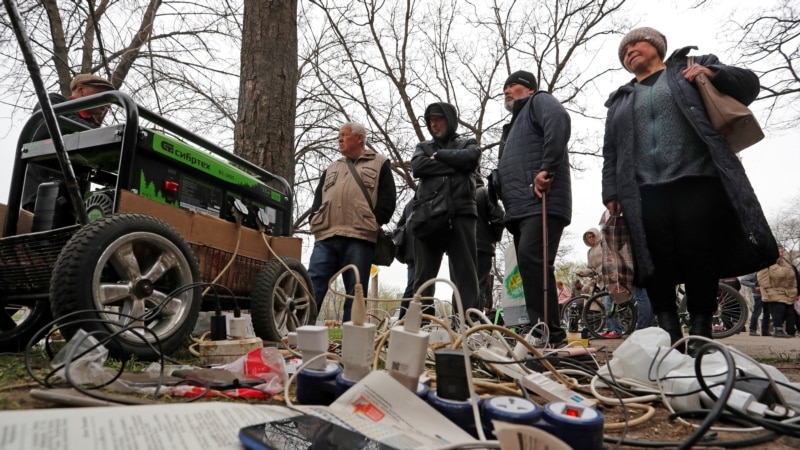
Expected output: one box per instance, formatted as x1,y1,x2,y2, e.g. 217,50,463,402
602,27,777,355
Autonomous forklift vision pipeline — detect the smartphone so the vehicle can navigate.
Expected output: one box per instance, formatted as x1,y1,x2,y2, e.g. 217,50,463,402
172,368,262,389
239,414,400,450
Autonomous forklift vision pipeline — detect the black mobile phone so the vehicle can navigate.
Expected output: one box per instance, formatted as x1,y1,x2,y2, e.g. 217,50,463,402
239,415,399,450
172,368,262,389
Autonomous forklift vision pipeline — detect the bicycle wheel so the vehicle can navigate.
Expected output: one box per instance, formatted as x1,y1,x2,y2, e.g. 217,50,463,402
560,296,587,330
581,295,607,339
615,300,638,337
678,283,748,339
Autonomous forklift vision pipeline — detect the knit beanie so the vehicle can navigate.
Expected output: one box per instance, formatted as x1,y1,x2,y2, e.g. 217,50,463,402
503,70,537,90
618,27,667,67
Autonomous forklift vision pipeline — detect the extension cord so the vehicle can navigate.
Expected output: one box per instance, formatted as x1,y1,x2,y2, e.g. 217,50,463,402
519,371,596,409
199,336,263,365
476,347,529,380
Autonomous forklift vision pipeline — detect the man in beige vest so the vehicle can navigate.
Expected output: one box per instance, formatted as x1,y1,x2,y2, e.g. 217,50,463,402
308,122,396,322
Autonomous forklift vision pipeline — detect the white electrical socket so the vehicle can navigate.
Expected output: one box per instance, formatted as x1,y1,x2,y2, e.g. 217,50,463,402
476,347,530,380
520,371,596,409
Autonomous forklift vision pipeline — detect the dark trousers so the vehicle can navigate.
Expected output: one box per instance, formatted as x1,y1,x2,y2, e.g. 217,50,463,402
640,178,731,317
506,214,567,342
476,250,494,311
749,294,770,334
770,302,797,334
413,215,479,315
399,263,415,319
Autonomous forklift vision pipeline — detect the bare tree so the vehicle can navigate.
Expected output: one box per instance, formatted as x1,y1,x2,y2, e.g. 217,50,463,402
770,191,800,258
296,0,627,217
0,0,242,145
234,0,298,185
726,0,800,128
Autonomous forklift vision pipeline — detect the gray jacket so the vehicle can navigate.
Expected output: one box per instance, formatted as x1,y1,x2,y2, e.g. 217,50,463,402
497,92,572,224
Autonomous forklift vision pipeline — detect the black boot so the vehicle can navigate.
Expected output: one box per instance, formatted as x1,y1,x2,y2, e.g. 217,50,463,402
687,313,713,357
656,311,684,352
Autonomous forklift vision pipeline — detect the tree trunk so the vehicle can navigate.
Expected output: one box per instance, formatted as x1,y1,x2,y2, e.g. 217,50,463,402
235,0,298,187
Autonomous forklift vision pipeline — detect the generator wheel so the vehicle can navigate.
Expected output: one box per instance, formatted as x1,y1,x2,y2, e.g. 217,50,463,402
50,213,201,359
0,300,52,353
250,257,317,342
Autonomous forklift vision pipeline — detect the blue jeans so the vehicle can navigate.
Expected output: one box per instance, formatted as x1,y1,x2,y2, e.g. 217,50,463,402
308,236,374,323
604,294,622,333
634,286,655,330
749,295,770,334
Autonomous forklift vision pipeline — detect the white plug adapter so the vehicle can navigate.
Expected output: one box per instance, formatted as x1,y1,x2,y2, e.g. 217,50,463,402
229,317,248,339
385,301,428,391
341,321,376,382
297,325,329,371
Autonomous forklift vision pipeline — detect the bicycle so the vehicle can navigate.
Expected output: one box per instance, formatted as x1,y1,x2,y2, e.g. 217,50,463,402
676,283,747,338
559,271,638,339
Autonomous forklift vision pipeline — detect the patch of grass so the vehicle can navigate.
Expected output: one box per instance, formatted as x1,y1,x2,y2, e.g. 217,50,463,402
328,327,342,341
755,350,800,364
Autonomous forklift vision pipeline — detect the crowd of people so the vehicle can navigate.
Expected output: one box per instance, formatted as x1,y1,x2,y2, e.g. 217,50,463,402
21,26,794,352
303,26,789,352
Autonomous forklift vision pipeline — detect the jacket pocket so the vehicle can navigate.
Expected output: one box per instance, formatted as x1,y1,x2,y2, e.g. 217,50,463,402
310,201,331,233
360,166,378,188
324,171,338,192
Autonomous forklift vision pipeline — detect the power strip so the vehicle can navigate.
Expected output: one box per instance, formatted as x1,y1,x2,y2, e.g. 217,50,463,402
476,347,530,380
520,371,596,409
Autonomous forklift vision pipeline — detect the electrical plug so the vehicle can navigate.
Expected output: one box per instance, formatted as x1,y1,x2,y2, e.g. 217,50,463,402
340,283,375,382
385,300,429,391
297,325,329,371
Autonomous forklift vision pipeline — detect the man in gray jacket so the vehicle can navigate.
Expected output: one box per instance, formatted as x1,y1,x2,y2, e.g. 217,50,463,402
495,71,572,345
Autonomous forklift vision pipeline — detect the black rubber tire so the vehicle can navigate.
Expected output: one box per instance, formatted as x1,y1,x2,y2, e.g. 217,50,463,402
581,294,638,339
50,213,201,360
680,283,747,339
581,295,607,339
0,300,52,353
559,295,587,331
250,256,317,342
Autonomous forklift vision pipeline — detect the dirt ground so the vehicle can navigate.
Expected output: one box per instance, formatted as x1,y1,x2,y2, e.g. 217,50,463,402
591,332,800,449
2,331,800,449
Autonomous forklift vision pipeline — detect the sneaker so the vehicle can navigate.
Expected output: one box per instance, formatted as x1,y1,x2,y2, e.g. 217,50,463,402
761,332,771,337
773,329,791,338
749,330,759,336
600,331,620,338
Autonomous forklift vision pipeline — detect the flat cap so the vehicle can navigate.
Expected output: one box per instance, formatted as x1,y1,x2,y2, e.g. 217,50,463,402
70,74,115,91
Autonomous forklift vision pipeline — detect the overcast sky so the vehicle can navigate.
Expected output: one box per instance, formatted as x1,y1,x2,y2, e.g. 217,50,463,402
0,0,797,300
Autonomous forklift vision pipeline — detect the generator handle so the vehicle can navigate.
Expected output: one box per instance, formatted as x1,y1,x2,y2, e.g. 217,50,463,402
5,91,139,237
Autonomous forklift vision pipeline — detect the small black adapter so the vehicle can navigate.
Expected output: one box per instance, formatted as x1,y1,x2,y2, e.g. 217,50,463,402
435,349,471,401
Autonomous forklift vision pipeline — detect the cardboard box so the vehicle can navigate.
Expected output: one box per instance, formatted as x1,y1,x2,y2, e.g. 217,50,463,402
118,190,303,295
117,189,301,261
0,203,34,237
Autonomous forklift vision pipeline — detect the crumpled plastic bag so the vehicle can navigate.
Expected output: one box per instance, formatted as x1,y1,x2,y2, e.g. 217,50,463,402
219,346,287,395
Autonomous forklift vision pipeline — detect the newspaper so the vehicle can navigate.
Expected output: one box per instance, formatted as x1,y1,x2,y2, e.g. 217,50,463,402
295,371,478,449
0,402,297,450
0,371,562,450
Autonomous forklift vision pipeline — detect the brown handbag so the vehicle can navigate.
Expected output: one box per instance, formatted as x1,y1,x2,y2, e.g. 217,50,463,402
688,56,764,153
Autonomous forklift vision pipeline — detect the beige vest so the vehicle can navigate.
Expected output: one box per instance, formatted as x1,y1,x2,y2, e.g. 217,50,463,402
310,149,387,243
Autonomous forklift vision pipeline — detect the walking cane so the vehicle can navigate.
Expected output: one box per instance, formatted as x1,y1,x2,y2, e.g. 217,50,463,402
541,192,549,332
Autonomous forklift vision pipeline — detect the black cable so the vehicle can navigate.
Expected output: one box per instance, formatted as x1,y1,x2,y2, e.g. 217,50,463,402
678,341,738,450
23,280,236,404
